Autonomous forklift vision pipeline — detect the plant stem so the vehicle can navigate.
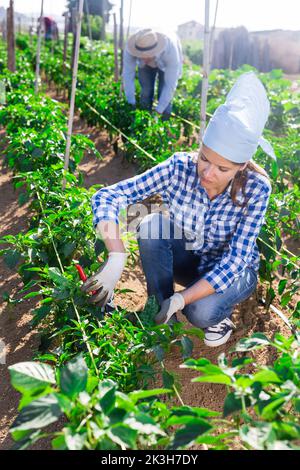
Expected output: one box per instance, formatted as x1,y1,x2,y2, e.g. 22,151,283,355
36,190,99,377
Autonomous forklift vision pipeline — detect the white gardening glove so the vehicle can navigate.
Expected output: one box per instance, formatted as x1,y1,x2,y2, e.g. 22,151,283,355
155,293,185,325
81,252,127,306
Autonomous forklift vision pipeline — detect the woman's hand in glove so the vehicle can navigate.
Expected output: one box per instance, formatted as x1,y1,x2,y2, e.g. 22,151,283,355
155,293,185,325
81,252,127,306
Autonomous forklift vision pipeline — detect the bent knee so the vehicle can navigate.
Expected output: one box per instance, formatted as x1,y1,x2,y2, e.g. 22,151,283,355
183,301,227,328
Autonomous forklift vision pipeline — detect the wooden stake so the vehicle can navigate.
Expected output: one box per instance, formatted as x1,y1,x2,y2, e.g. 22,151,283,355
63,12,69,73
113,12,119,82
100,0,106,40
119,0,124,73
62,12,69,99
35,0,44,94
209,0,219,72
71,7,77,69
1,20,6,42
200,0,210,141
63,0,84,188
85,0,92,45
7,1,16,72
229,36,234,70
126,0,133,41
29,18,33,46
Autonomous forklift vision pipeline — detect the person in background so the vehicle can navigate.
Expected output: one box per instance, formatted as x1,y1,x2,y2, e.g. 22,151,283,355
83,72,276,348
123,28,183,120
43,17,59,42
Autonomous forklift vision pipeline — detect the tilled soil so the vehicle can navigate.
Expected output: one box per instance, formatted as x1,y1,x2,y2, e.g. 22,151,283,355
0,130,40,449
0,110,295,450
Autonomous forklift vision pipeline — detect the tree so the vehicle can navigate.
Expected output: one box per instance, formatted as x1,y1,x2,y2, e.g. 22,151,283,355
182,40,203,65
67,0,112,40
81,15,103,41
67,1,112,20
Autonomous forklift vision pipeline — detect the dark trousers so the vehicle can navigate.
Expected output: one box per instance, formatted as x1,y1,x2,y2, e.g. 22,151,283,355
138,65,172,119
137,213,258,328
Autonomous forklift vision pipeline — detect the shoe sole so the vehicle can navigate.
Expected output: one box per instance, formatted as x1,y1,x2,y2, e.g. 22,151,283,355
204,330,233,347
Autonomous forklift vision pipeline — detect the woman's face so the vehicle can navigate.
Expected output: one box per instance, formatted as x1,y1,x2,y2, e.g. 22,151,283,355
197,144,245,192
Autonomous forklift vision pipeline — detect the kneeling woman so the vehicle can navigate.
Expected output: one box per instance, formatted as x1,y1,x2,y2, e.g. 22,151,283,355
83,72,275,347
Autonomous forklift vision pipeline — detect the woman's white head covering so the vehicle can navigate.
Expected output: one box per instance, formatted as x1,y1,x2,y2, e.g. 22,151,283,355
203,72,276,163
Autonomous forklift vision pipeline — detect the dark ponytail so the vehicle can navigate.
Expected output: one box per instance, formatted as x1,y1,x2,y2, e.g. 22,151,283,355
231,161,270,207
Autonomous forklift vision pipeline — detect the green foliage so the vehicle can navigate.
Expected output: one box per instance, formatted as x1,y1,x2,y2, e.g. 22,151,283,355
137,295,160,327
68,0,113,17
59,354,88,398
184,332,300,449
82,15,103,41
9,362,56,394
8,355,218,450
182,40,203,66
16,35,30,51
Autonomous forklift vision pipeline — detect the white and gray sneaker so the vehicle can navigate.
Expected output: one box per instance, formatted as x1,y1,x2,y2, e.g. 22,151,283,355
204,318,235,347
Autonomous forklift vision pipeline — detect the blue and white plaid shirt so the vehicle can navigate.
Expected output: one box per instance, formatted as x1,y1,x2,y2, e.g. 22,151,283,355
92,152,271,293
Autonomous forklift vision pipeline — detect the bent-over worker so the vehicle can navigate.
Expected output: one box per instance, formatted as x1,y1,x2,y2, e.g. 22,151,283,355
123,28,183,120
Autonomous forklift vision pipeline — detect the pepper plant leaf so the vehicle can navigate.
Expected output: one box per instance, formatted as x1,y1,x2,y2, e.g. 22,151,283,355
9,362,56,394
59,354,88,399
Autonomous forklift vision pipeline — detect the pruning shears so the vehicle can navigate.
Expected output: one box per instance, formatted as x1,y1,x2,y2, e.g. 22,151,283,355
75,263,115,315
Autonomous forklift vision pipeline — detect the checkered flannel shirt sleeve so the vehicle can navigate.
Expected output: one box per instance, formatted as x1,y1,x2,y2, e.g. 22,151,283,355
203,182,272,293
91,154,177,227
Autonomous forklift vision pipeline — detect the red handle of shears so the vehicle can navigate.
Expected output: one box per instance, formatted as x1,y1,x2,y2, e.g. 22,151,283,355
75,265,98,296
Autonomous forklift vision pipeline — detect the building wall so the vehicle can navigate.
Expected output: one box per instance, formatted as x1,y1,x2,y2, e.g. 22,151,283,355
211,28,300,73
177,21,204,41
253,30,300,74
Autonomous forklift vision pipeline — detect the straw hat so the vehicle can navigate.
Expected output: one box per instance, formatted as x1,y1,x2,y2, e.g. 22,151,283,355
127,29,167,58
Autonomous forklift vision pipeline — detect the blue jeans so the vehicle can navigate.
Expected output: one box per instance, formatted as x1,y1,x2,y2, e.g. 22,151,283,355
137,213,258,328
138,65,172,117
